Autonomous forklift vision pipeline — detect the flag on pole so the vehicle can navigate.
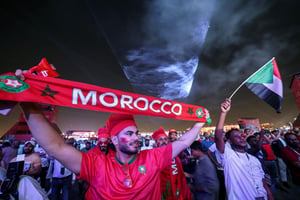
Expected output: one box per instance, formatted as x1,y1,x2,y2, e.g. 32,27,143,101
245,58,283,113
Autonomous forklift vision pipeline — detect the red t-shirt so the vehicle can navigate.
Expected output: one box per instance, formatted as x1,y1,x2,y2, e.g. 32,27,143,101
280,146,300,185
88,146,101,155
77,143,172,199
262,144,276,160
88,146,114,155
160,156,193,200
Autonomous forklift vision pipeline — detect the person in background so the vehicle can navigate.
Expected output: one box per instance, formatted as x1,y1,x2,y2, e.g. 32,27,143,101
89,127,111,155
12,140,21,154
190,141,219,200
48,139,75,200
152,127,193,200
271,130,289,188
246,131,277,193
9,140,48,199
79,139,93,198
34,143,50,190
1,141,18,169
141,138,152,150
168,128,178,143
11,141,41,178
201,132,215,153
260,132,283,193
280,132,300,186
81,141,92,153
207,131,228,200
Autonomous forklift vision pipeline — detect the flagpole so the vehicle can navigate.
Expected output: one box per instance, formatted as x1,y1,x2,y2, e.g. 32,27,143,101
228,57,274,100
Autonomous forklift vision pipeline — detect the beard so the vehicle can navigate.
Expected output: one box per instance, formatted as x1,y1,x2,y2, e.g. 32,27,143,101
158,142,167,147
100,146,107,152
119,141,139,155
23,149,33,155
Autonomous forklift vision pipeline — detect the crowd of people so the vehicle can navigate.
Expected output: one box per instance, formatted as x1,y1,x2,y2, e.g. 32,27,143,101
0,70,299,200
0,99,298,199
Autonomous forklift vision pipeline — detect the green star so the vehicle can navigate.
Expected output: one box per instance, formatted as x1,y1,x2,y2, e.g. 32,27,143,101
41,85,59,99
187,107,194,115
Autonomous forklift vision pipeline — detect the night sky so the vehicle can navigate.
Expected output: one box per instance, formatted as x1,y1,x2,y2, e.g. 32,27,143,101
1,0,300,134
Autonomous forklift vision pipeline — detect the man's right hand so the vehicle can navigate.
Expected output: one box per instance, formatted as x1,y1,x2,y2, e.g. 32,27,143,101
221,98,231,113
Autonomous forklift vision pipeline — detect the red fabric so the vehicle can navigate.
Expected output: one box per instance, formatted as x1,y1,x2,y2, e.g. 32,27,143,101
160,156,193,200
280,147,300,185
262,144,276,160
97,127,110,139
88,147,114,156
0,73,210,122
29,58,59,78
106,113,137,136
290,73,300,111
77,144,173,200
272,59,281,79
152,127,167,141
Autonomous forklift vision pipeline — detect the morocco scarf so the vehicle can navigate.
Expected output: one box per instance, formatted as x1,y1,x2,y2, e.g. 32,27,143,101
0,72,210,123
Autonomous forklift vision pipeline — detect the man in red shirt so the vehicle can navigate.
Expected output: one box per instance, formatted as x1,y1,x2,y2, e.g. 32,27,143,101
89,127,111,155
152,127,193,200
280,132,300,185
168,128,178,143
16,67,207,200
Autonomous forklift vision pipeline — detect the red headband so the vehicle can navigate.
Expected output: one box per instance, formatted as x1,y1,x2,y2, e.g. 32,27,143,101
97,127,110,139
106,113,137,136
168,128,177,135
152,127,167,141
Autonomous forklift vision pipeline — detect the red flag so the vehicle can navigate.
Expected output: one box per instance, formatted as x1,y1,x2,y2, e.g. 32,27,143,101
290,72,300,111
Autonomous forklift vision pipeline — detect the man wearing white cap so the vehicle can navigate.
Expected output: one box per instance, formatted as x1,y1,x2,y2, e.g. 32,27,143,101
10,140,41,178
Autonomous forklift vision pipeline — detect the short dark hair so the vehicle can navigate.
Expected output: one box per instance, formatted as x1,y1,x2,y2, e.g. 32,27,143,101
246,135,256,143
190,141,204,152
225,128,240,140
2,141,11,148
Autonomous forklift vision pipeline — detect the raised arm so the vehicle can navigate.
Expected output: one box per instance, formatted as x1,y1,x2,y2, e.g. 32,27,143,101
172,122,205,159
16,70,82,174
20,102,82,174
215,98,231,153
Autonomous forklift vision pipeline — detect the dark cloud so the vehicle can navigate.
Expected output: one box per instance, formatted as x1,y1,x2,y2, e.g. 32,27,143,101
0,0,300,134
